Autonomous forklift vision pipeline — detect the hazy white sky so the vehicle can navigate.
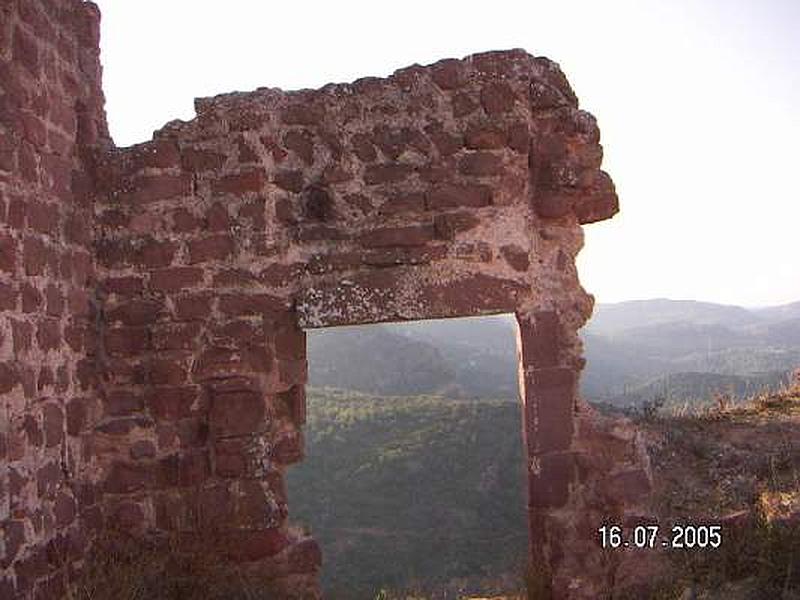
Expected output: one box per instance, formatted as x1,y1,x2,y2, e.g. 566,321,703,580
93,0,799,308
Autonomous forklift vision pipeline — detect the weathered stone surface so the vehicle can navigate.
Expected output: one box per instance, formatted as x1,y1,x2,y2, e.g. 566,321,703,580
0,6,641,597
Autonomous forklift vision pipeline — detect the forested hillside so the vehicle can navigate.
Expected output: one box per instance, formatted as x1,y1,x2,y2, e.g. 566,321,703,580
286,390,528,598
307,300,800,407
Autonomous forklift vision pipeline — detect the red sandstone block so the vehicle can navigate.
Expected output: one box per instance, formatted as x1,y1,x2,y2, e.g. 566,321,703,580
37,461,63,498
288,538,322,574
272,430,303,465
27,200,58,235
23,413,43,447
211,169,265,194
363,245,447,267
104,389,144,416
481,81,517,115
204,202,231,232
151,322,201,351
148,355,189,385
601,469,652,504
360,224,435,248
68,288,91,317
2,519,26,566
305,251,362,274
465,124,507,149
223,529,289,562
458,151,503,176
103,276,144,297
282,103,325,126
181,148,226,172
275,325,305,360
174,293,213,321
274,169,305,192
198,483,235,523
13,25,39,76
130,440,156,460
128,173,192,204
22,236,50,276
71,250,92,287
105,326,149,357
171,207,202,233
187,234,234,264
303,185,335,221
0,281,17,310
41,153,73,196
66,398,88,435
132,140,180,169
210,390,267,437
43,403,64,448
213,440,249,479
219,293,284,317
278,357,307,387
528,451,578,509
149,266,204,292
96,239,138,269
18,141,38,182
212,268,260,288
11,321,33,354
157,451,208,488
49,97,77,136
238,198,266,229
425,127,463,157
64,212,91,245
517,311,563,369
106,298,163,326
146,385,198,421
0,362,18,394
212,319,262,345
508,123,531,153
432,212,481,240
430,59,466,90
53,492,77,527
295,224,351,243
7,196,28,229
20,111,47,147
351,132,378,162
283,129,315,164
44,283,64,316
109,501,145,532
426,182,492,209
452,92,479,118
36,318,61,351
279,385,306,426
0,233,16,272
500,244,530,272
48,128,72,155
363,162,413,185
135,238,177,269
379,192,425,215
104,461,154,494
523,368,576,453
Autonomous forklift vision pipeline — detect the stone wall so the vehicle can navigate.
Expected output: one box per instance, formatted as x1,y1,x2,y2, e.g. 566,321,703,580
1,2,652,598
1,0,109,597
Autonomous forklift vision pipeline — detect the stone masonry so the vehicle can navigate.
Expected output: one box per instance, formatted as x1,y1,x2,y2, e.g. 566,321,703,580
1,1,653,598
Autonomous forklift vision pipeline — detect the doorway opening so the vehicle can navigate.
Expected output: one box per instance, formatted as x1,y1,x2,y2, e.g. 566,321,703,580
286,314,528,598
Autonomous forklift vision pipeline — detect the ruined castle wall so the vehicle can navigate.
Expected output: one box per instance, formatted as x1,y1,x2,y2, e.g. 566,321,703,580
1,2,652,597
0,1,109,597
89,48,626,598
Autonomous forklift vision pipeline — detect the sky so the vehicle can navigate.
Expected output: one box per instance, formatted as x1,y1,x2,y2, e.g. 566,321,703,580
93,0,799,308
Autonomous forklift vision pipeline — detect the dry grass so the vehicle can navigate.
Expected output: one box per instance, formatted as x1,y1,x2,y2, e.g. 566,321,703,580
634,370,800,598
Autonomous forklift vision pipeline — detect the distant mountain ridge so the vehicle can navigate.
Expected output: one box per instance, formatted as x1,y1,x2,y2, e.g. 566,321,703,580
307,299,800,407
